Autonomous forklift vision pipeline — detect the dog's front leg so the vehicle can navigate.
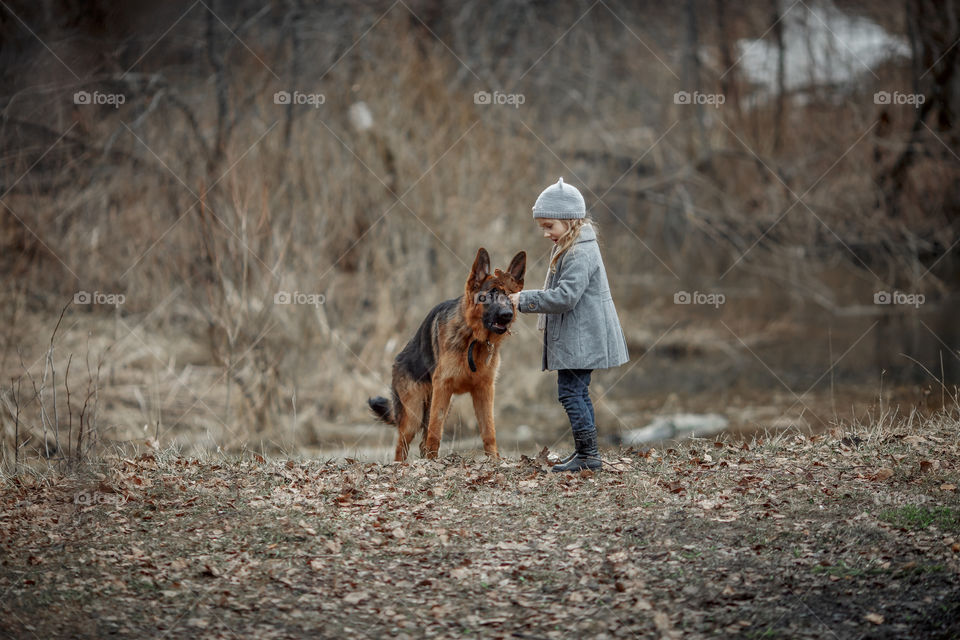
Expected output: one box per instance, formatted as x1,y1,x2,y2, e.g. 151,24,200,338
471,385,498,458
423,383,453,459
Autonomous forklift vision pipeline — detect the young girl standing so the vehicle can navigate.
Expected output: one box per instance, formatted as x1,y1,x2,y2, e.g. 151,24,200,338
508,177,630,472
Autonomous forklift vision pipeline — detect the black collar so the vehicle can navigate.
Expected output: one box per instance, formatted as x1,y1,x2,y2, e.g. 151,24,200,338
467,339,494,372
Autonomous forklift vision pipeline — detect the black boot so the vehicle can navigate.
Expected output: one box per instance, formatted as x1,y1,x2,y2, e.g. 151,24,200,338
551,429,602,472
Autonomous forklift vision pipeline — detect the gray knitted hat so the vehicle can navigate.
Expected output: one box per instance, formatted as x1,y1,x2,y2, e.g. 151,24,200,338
532,177,586,219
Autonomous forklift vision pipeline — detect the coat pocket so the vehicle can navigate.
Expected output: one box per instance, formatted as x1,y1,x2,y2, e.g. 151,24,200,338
548,313,562,340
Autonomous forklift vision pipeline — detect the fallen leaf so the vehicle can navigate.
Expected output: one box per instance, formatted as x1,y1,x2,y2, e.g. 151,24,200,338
534,446,551,467
343,591,368,604
919,460,940,473
496,541,530,551
872,468,894,481
325,539,342,554
864,613,884,624
653,611,673,631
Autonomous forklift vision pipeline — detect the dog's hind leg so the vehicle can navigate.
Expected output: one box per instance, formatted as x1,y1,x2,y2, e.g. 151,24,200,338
394,382,426,462
394,413,417,462
417,396,431,458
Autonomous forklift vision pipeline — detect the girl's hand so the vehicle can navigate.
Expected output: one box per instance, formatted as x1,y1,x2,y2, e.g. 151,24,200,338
508,292,521,307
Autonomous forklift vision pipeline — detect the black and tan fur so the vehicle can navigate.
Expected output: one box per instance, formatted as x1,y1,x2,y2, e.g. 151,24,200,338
368,248,526,461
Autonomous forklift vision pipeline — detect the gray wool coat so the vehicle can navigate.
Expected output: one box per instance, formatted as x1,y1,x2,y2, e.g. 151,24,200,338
517,224,630,371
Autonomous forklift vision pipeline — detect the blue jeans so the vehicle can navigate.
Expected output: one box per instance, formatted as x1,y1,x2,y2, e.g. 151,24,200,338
557,369,595,433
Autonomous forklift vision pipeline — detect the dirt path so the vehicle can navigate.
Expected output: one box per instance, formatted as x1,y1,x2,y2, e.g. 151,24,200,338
2,414,958,639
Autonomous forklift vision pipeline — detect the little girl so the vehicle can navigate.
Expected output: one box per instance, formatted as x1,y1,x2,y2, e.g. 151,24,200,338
508,177,630,472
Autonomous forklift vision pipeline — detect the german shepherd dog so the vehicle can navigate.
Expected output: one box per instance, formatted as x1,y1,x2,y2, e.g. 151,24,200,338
368,248,526,461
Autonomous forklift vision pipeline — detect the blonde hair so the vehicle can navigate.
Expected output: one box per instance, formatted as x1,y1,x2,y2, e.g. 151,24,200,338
548,217,596,272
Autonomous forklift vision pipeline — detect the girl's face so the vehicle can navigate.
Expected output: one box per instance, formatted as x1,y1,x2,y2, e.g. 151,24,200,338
538,218,568,244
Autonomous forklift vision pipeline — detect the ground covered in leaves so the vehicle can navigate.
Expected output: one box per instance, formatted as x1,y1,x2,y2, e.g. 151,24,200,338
2,413,959,639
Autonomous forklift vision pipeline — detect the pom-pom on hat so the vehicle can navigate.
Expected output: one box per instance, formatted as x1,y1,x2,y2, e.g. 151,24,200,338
532,177,586,219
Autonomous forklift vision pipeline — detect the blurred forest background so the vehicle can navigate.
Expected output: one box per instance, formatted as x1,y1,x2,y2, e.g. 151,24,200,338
1,0,958,466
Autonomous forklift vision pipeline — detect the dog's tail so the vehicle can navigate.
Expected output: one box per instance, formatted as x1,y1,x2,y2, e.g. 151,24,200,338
368,395,395,425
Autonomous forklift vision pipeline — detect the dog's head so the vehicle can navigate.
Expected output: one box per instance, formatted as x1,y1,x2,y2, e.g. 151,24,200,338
465,248,526,335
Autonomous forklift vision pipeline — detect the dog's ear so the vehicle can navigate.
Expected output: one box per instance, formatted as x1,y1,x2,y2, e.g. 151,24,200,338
507,251,526,289
468,248,491,290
